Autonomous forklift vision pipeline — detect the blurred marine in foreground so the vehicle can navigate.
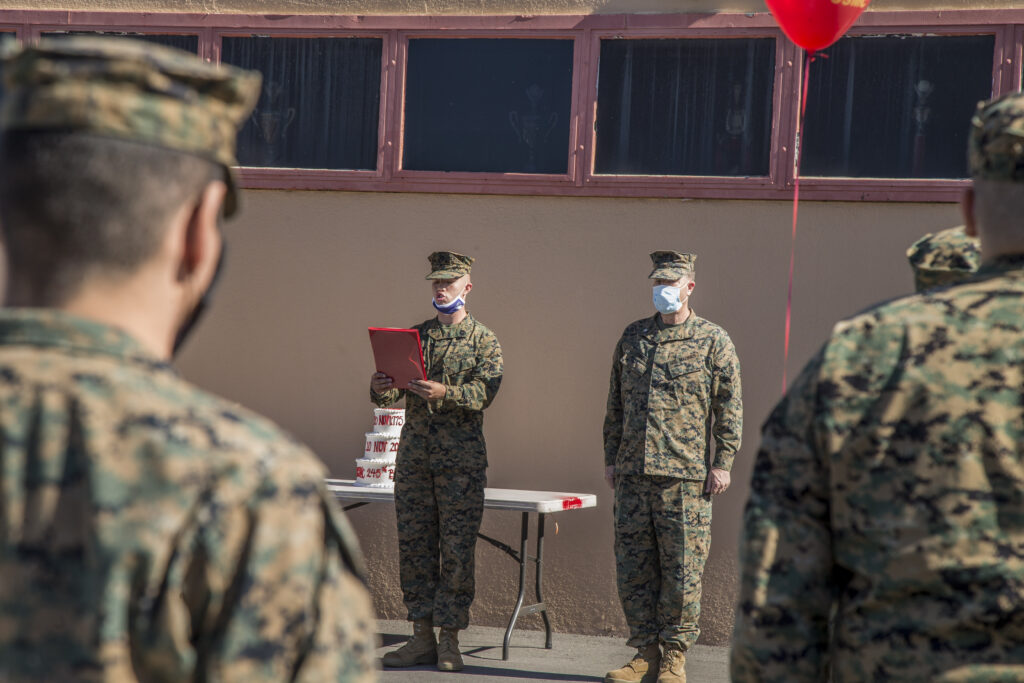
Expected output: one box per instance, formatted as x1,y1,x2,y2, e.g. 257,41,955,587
907,225,981,292
731,93,1024,680
0,37,377,682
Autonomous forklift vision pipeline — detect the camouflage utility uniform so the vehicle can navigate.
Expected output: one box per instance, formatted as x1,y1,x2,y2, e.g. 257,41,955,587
732,93,1024,682
732,258,1024,681
604,307,742,650
0,37,376,682
372,313,503,629
0,311,377,682
906,226,981,292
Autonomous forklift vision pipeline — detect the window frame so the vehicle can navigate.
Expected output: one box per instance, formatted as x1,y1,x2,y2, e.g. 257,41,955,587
793,18,1011,201
23,15,207,55
1015,24,1024,92
392,30,584,187
2,9,1024,202
213,28,391,185
584,21,789,198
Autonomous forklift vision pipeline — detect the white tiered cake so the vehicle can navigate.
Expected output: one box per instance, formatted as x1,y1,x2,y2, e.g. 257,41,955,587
354,408,404,488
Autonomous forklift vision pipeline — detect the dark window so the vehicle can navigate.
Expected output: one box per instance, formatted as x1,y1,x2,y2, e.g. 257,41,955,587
0,33,13,103
221,36,382,170
595,38,776,177
802,34,994,179
41,31,199,53
403,38,574,174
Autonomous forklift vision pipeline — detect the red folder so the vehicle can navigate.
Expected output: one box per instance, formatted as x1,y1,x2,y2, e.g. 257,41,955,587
368,327,427,389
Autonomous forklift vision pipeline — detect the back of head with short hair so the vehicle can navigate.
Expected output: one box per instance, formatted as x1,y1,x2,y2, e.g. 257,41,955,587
0,132,220,304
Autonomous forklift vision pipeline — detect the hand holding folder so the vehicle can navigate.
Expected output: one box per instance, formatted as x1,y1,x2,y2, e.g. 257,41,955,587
368,328,427,389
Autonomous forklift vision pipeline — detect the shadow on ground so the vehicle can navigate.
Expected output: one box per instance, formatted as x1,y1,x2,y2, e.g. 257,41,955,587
376,620,729,683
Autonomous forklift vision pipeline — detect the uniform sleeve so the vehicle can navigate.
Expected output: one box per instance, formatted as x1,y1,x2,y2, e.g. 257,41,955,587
730,350,833,683
196,457,378,683
602,336,625,468
444,330,503,411
294,489,378,683
370,386,403,408
710,332,743,471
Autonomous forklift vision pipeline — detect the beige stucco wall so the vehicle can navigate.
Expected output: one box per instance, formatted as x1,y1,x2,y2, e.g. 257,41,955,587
0,0,1019,15
173,190,961,646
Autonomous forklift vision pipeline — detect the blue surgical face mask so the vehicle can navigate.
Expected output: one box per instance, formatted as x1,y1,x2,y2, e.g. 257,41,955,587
432,285,467,315
652,284,683,314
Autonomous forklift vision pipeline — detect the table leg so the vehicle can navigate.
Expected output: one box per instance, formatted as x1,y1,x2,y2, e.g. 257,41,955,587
536,512,552,649
502,511,530,661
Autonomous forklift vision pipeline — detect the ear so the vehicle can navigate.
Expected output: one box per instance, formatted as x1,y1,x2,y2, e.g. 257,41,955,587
962,185,978,237
462,279,473,296
178,181,227,288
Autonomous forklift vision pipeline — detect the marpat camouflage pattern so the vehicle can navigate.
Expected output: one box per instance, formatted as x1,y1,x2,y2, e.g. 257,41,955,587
648,251,697,281
968,91,1024,182
604,312,743,480
732,256,1024,682
605,307,742,653
426,251,475,280
372,313,502,628
0,310,378,682
906,226,981,292
615,477,712,649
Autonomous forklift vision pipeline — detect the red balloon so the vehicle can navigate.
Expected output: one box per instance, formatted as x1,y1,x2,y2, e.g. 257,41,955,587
765,0,871,53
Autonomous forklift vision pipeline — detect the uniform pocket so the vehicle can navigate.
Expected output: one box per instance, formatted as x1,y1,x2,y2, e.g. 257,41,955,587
444,357,477,377
665,355,707,405
620,353,648,376
666,357,704,378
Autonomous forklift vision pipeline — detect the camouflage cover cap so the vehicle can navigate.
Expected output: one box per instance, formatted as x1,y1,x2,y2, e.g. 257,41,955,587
648,251,697,280
906,226,981,292
0,36,261,217
968,91,1024,183
426,251,474,280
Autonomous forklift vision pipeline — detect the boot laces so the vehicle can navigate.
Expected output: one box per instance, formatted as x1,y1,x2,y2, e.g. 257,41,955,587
661,648,685,673
628,646,657,672
438,630,459,654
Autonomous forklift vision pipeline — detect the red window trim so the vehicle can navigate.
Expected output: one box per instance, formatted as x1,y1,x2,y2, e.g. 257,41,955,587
3,8,1024,202
791,22,1008,201
389,30,583,185
581,28,788,193
214,29,393,179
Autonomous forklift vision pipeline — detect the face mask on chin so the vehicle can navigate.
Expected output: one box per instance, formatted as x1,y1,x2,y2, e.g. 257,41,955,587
172,245,226,357
652,284,684,314
432,285,467,315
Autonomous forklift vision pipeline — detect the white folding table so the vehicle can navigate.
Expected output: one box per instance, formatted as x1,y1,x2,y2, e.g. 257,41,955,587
326,479,597,660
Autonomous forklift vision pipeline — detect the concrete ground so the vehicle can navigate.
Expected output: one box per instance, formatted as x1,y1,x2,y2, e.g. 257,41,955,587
377,620,730,683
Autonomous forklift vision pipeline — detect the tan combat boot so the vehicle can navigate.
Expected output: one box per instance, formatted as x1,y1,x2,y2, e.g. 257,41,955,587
381,618,437,667
604,644,661,683
436,627,464,671
657,646,686,683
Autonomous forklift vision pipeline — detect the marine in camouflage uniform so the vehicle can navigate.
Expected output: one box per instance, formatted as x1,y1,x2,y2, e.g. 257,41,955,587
0,38,377,682
907,225,981,292
603,251,742,683
371,251,503,671
731,93,1024,682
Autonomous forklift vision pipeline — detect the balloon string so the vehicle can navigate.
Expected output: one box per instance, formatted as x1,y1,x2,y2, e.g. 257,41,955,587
782,49,814,394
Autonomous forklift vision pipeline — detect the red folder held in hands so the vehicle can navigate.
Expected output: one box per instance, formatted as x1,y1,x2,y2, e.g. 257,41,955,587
368,328,427,389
